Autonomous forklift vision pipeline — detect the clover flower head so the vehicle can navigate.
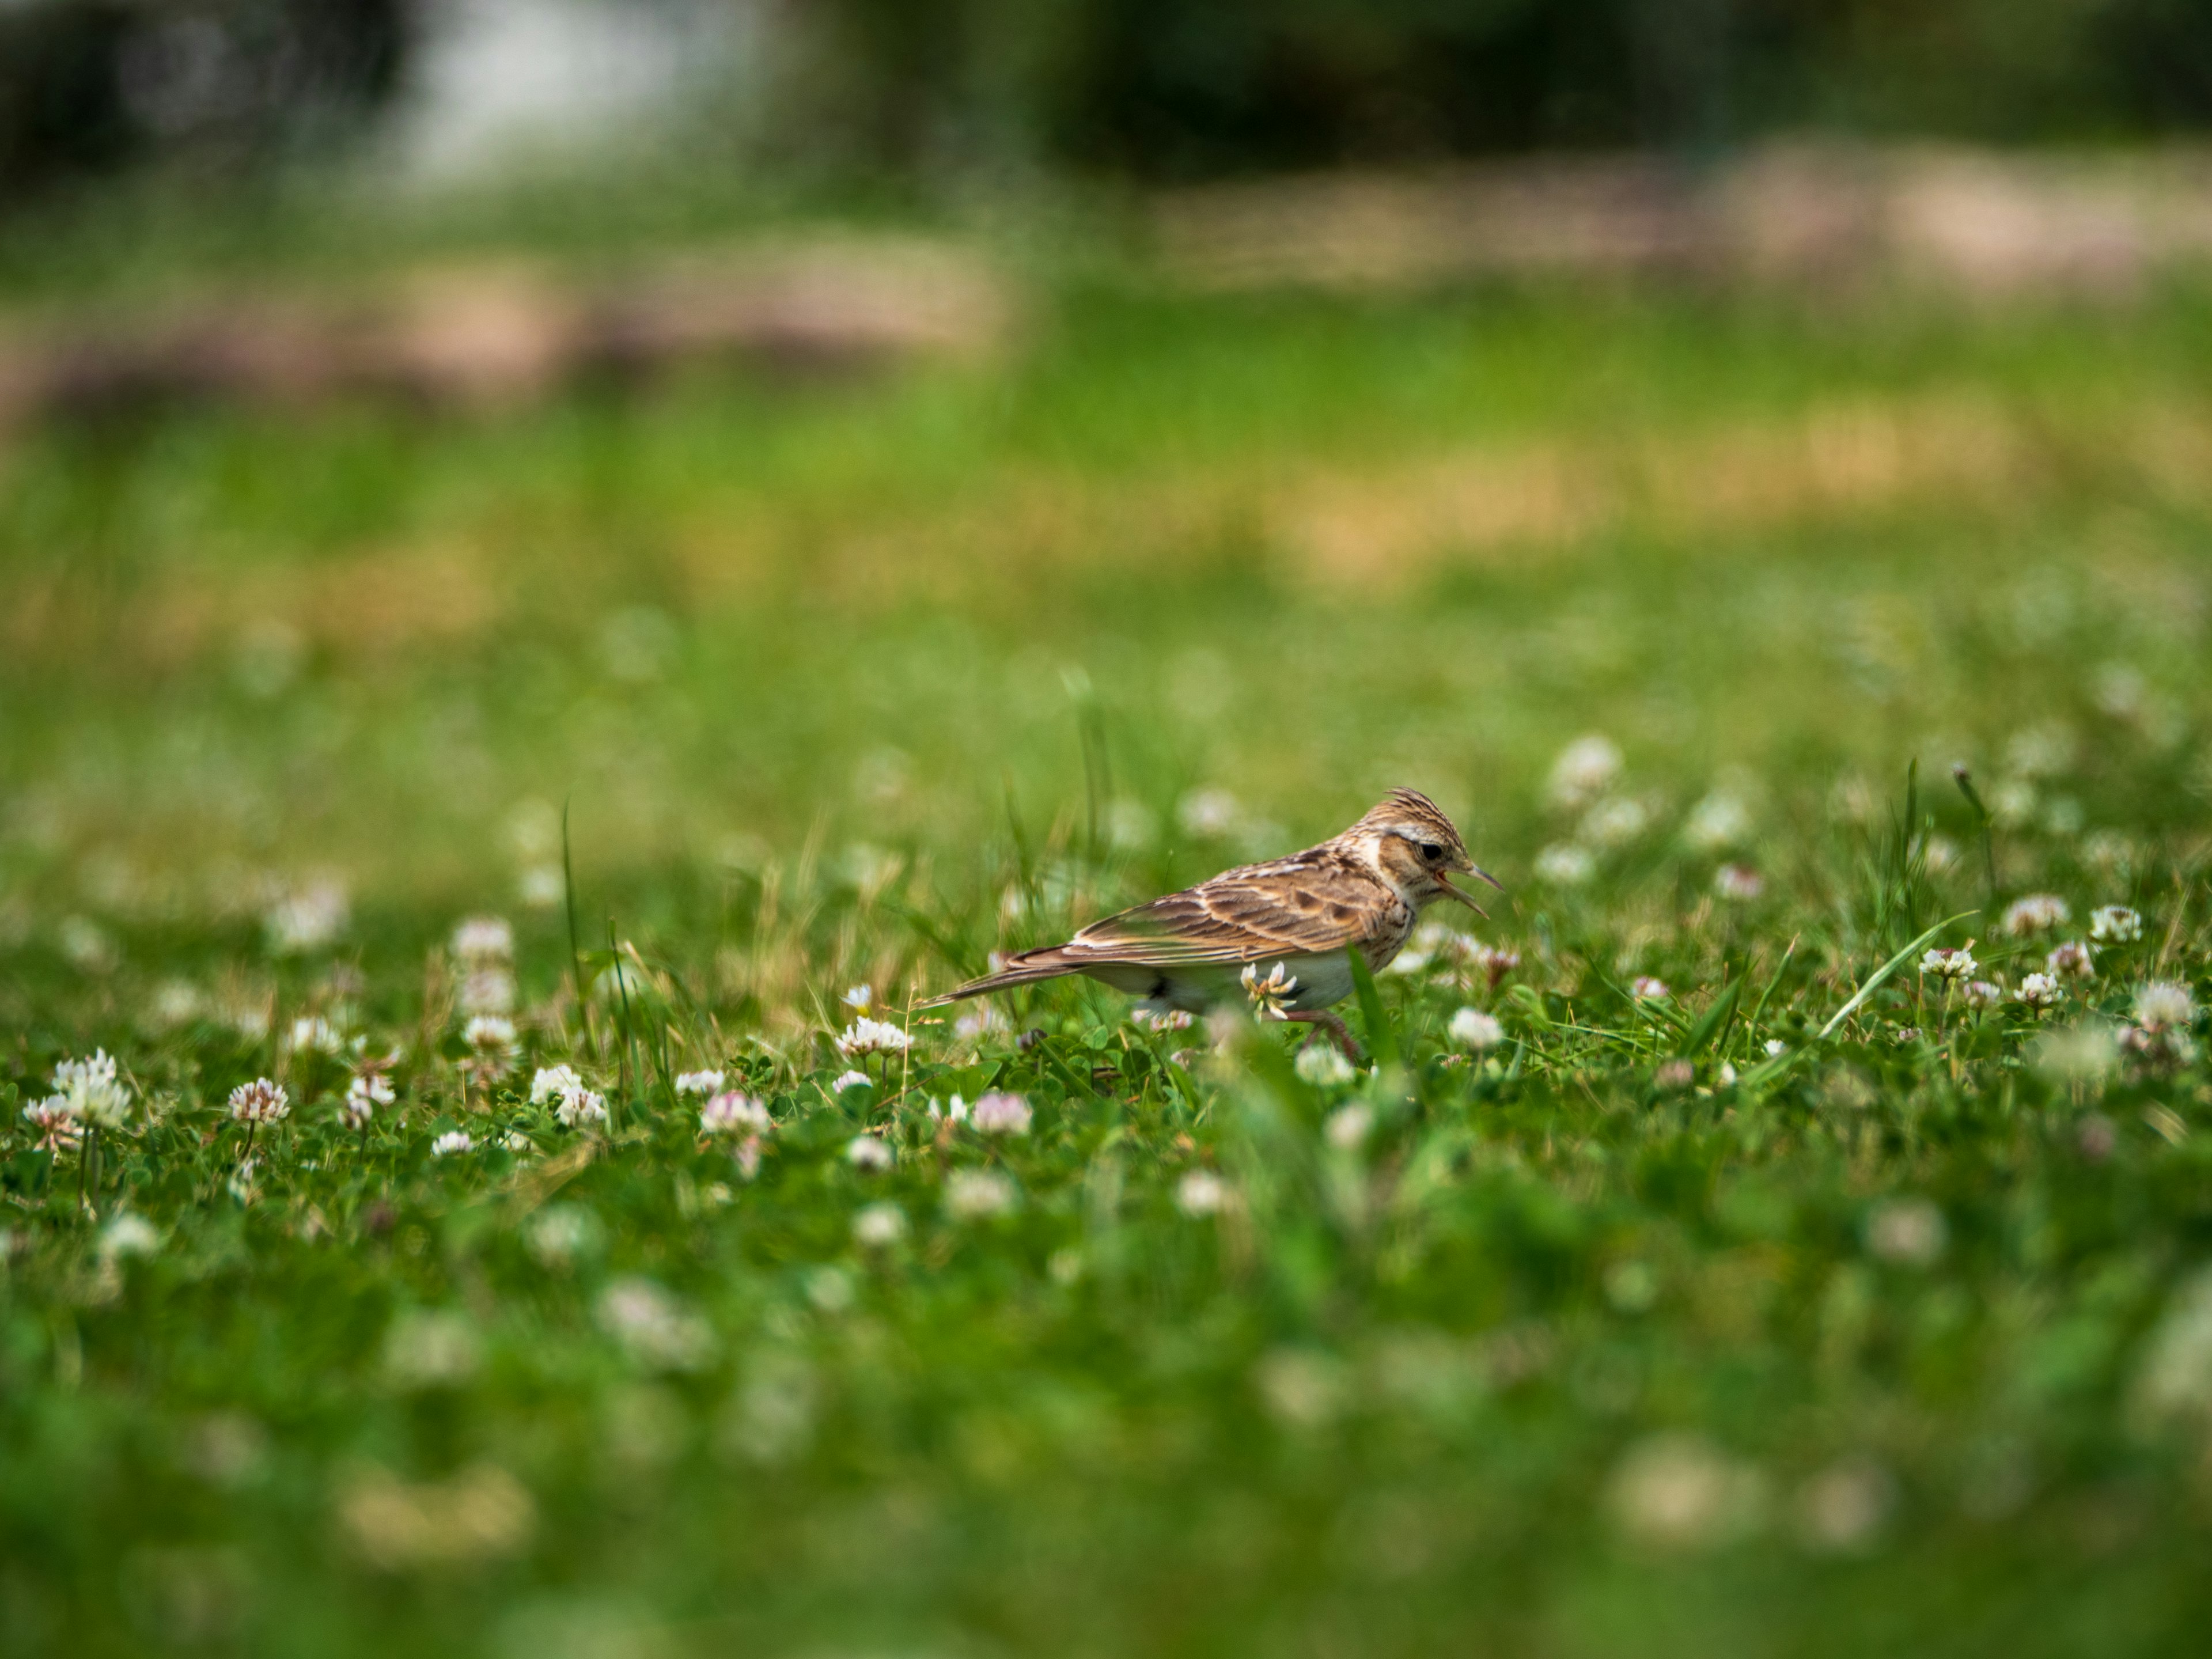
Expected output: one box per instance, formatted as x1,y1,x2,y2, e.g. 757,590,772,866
970,1092,1032,1136
832,1070,873,1093
1176,1169,1226,1217
342,1072,393,1128
21,1098,84,1154
1631,976,1671,1002
839,985,874,1012
1294,1045,1356,1087
528,1065,583,1104
450,915,514,963
554,1086,607,1129
430,1130,474,1157
1548,734,1623,810
1535,843,1596,887
853,1203,907,1248
846,1136,893,1172
2134,981,2196,1033
2014,972,2064,1012
1240,962,1298,1021
946,1169,1015,1219
288,1016,347,1056
1449,1007,1505,1050
1961,979,2005,1010
1713,863,1765,902
228,1077,290,1124
700,1092,770,1136
674,1070,726,1097
1919,946,1976,983
53,1050,132,1128
463,1016,517,1057
2089,906,2142,944
2044,941,2096,980
954,1003,1010,1040
2002,894,2070,937
835,1018,912,1058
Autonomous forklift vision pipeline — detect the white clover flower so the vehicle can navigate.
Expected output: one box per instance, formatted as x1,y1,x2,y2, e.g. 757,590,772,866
1865,1198,1947,1266
674,1069,725,1097
529,1065,583,1104
1794,1457,1899,1556
1580,796,1650,848
458,965,516,1017
227,1078,290,1124
1605,1433,1769,1552
1176,1169,1226,1217
1713,863,1765,902
733,1134,764,1181
1177,786,1243,839
554,1086,607,1129
2135,981,2196,1033
527,1205,599,1268
286,1016,347,1056
596,1278,713,1372
2045,941,2096,980
1684,791,1753,852
1764,1039,1787,1058
462,1016,517,1058
1240,962,1298,1021
430,1130,474,1157
99,1213,161,1260
930,1095,971,1124
1547,734,1623,810
52,1050,131,1129
342,1073,392,1129
846,1136,893,1172
970,1092,1032,1136
945,1168,1015,1220
852,1203,907,1248
1130,1007,1194,1032
1294,1045,1355,1087
1535,843,1595,887
1919,946,1976,982
1384,947,1433,978
500,1131,533,1153
832,1070,873,1093
264,879,349,955
2090,906,2142,944
954,1002,1010,1040
1449,1007,1505,1050
1465,942,1521,988
1324,1103,1373,1151
839,985,874,1011
1922,834,1961,874
2014,973,2064,1012
835,1017,912,1058
1631,976,1671,1002
1961,980,2005,1010
21,1098,83,1154
147,980,205,1029
2002,894,2071,937
450,915,514,963
700,1092,770,1136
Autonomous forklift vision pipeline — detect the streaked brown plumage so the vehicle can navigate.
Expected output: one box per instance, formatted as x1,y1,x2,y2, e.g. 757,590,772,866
922,788,1499,1050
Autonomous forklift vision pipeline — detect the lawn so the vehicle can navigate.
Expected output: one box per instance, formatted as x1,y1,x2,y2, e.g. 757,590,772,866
3,261,2211,1657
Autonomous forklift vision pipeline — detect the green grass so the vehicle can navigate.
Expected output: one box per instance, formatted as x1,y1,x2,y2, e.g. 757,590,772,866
3,269,2212,1658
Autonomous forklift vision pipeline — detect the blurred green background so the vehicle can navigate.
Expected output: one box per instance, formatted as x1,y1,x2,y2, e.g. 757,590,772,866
6,7,2212,1658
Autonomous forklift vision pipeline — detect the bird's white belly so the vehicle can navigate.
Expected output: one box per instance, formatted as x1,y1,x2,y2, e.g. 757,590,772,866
1083,950,1358,1014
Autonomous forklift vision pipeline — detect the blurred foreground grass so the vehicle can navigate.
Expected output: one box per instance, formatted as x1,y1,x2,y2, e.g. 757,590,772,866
3,274,2212,1657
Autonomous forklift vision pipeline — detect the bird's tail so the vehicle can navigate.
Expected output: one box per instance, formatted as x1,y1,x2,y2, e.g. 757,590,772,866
916,947,1083,1007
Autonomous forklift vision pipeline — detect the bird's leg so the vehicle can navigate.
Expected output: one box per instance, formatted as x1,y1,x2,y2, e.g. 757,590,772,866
1282,1009,1360,1060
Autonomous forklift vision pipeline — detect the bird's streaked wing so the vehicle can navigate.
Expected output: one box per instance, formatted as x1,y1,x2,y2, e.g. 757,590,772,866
1056,851,1392,967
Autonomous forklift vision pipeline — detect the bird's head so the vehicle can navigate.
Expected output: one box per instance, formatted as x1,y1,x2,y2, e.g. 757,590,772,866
1350,788,1503,915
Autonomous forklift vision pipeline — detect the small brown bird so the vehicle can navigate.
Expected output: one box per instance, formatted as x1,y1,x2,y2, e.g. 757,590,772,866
921,789,1499,1051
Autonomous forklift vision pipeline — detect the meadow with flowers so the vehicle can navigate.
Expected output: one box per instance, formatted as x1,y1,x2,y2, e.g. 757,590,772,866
3,274,2212,1657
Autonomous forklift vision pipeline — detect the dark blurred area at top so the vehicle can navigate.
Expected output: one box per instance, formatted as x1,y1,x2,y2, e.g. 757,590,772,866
4,0,2211,214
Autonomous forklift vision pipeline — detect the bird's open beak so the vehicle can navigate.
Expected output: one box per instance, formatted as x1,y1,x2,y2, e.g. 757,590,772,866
1435,875,1489,918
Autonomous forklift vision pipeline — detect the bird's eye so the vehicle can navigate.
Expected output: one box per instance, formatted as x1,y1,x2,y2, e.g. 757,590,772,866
1420,842,1446,862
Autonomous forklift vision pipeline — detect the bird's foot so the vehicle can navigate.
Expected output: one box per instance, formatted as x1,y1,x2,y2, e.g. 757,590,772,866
1283,1010,1361,1060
